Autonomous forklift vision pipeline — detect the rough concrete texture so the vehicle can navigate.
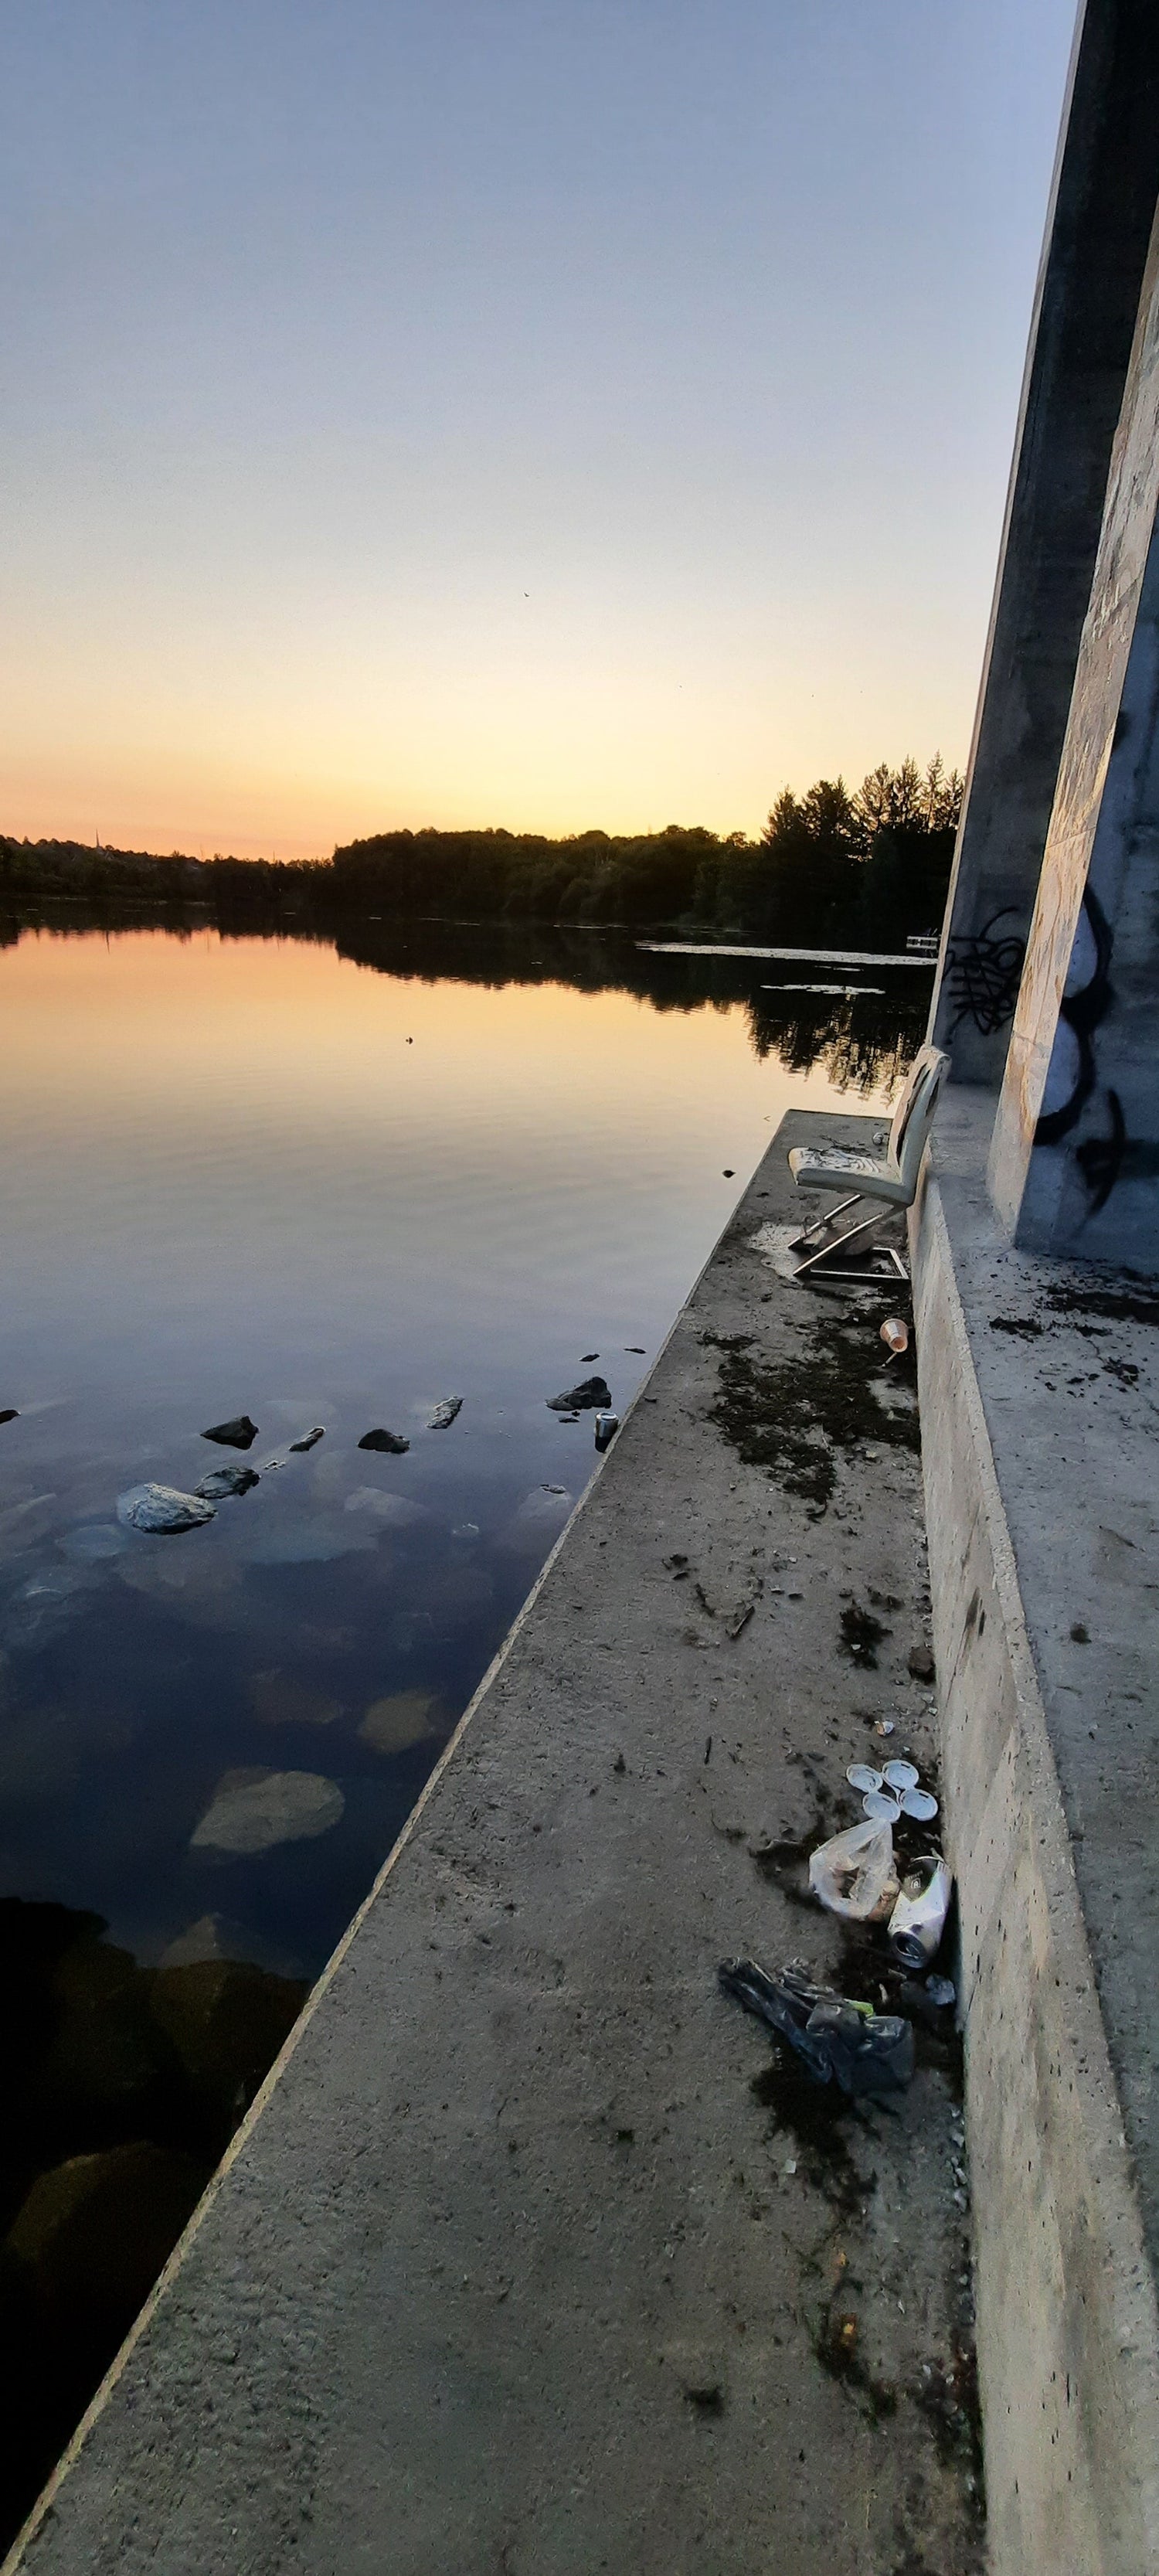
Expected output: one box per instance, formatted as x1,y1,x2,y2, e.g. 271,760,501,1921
931,0,1159,1085
7,1116,981,2576
913,1089,1159,2576
989,188,1159,1257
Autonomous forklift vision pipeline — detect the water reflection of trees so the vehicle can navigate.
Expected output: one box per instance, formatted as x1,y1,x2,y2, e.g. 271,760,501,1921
746,985,928,1095
0,900,927,1090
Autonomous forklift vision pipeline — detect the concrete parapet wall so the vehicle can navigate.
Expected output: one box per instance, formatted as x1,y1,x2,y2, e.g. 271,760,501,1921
911,1158,1159,2575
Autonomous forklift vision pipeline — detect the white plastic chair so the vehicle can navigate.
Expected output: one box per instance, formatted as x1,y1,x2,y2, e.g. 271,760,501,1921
787,1044,948,1281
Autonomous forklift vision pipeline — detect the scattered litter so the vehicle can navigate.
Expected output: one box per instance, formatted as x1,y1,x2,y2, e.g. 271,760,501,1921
846,1763,882,1794
451,1520,480,1538
195,1463,260,1501
547,1376,611,1412
719,1958,914,2097
358,1428,410,1454
725,1600,754,1639
873,1718,896,1738
594,1411,619,1452
880,1318,909,1357
117,1482,217,1534
889,1856,953,1967
899,1785,939,1821
808,1819,897,1921
882,1760,919,1793
925,1972,957,2009
289,1426,325,1451
427,1397,462,1430
200,1415,259,1450
863,1788,901,1822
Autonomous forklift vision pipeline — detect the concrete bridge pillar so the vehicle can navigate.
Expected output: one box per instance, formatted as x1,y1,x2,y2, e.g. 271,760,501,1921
930,0,1159,1086
987,200,1159,1263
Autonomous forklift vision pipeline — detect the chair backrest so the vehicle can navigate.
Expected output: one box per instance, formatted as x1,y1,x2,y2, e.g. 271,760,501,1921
888,1044,948,1194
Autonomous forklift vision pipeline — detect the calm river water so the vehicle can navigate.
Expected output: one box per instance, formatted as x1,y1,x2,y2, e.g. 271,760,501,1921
0,913,925,2536
0,917,923,1982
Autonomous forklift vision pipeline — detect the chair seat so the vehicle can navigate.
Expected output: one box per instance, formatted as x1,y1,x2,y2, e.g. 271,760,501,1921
787,1144,910,1204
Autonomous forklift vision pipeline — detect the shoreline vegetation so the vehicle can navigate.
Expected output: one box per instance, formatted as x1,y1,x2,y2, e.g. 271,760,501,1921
1,756,961,949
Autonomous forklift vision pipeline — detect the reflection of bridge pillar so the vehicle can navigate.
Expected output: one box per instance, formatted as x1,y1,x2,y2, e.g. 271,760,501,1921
930,0,1159,1084
987,205,1159,1263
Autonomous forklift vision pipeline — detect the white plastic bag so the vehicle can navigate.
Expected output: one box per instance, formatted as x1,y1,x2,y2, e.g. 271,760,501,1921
808,1819,897,1921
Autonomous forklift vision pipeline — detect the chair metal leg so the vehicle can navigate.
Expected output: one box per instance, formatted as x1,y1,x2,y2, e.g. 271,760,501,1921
792,1205,908,1284
787,1191,862,1255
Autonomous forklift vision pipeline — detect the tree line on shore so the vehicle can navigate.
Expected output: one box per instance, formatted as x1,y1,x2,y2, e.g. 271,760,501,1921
0,755,961,944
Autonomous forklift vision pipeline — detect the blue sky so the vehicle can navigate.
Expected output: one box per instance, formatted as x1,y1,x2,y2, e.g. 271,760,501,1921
0,0,1078,853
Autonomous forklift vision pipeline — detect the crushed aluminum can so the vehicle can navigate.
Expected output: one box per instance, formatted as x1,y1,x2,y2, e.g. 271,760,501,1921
888,1855,953,1970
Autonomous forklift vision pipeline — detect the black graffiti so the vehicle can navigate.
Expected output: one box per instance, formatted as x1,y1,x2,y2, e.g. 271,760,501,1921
1075,1091,1159,1213
1075,1087,1127,1213
944,908,1025,1036
1035,884,1115,1147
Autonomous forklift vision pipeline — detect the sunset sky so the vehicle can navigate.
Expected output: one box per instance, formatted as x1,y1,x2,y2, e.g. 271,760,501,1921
1,0,1076,860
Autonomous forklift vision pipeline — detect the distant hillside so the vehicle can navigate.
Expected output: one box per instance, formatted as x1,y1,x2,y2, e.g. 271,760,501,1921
1,759,961,946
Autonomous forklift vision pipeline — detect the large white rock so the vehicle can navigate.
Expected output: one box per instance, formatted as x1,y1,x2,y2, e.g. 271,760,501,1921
117,1482,217,1534
190,1768,345,1856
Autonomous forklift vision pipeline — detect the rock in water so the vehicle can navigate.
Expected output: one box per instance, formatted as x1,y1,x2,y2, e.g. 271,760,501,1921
359,1690,441,1754
427,1397,462,1430
546,1376,611,1412
5,2142,207,2323
189,1767,345,1855
195,1464,260,1501
151,1958,308,2127
200,1414,259,1450
288,1426,325,1451
0,1407,19,1425
117,1483,216,1534
358,1428,410,1454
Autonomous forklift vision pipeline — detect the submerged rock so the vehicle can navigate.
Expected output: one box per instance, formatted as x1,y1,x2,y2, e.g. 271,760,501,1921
359,1690,442,1755
427,1397,462,1430
195,1464,260,1501
200,1415,259,1450
0,1408,18,1425
358,1428,410,1454
117,1483,216,1534
56,1522,129,1561
5,2142,207,2323
343,1486,428,1526
498,1486,573,1551
151,1958,308,2124
547,1376,611,1412
190,1767,345,1856
249,1668,342,1728
288,1426,325,1451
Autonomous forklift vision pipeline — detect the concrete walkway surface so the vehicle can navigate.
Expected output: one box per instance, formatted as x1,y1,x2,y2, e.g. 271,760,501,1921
7,1114,982,2576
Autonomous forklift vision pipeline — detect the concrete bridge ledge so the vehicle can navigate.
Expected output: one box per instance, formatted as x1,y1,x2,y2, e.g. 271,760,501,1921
912,1100,1159,2575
